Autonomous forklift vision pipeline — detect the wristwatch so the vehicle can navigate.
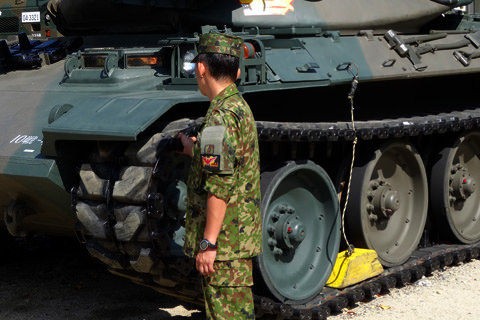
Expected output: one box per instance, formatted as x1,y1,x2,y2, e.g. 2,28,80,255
199,239,217,251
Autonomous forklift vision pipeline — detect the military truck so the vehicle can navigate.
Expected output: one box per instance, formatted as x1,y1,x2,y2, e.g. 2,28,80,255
2,0,480,318
0,0,59,42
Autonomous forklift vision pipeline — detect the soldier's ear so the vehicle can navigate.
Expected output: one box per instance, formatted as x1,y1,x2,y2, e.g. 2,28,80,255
236,68,241,80
197,61,207,78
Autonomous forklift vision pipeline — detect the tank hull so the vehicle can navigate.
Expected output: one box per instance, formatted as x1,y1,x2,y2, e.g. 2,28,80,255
0,64,73,235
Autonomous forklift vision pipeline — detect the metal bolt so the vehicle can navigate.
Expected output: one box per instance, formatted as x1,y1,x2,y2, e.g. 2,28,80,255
367,191,375,200
273,248,283,256
278,204,287,213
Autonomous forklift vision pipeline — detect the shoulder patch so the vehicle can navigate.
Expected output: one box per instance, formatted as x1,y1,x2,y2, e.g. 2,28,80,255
200,125,233,174
202,154,220,170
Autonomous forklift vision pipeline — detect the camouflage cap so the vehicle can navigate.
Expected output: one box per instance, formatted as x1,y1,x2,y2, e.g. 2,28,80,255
193,32,243,62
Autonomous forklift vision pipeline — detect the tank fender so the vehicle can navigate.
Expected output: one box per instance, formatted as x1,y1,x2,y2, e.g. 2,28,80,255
41,94,205,157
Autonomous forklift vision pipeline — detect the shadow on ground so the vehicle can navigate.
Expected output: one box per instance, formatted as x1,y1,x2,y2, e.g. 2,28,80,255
0,232,204,320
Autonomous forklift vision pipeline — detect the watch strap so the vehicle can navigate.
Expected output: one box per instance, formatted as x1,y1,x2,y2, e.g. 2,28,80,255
199,238,217,251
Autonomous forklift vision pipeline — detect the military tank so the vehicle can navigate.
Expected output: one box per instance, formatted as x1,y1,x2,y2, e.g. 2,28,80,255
2,0,480,318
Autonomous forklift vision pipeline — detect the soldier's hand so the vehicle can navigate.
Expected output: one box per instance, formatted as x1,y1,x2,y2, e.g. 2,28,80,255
178,132,197,157
196,249,216,276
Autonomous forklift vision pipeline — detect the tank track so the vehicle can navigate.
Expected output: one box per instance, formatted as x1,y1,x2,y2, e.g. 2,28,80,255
109,242,480,320
256,108,480,142
251,243,480,320
72,109,480,320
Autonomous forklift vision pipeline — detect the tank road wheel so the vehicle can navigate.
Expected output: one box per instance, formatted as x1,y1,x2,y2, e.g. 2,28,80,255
346,142,428,267
257,161,341,303
430,131,480,243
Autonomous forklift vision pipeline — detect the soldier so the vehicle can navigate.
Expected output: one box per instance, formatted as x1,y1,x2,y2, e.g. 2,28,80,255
179,32,262,319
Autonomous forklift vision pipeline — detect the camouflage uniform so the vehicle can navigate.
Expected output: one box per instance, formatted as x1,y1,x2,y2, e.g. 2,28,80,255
183,32,262,320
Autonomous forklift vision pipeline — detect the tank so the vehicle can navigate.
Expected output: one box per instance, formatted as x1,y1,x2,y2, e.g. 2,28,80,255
2,0,480,317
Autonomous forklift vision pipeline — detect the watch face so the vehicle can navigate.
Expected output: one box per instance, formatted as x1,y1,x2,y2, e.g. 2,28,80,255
199,239,208,251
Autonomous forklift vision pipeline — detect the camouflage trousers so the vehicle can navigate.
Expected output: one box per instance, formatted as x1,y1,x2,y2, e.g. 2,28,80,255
202,258,255,320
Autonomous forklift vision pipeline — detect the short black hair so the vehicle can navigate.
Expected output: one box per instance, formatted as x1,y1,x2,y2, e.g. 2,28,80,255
196,53,239,82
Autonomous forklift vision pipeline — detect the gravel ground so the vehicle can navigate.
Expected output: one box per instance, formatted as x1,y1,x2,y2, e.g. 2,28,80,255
1,233,479,320
330,258,480,320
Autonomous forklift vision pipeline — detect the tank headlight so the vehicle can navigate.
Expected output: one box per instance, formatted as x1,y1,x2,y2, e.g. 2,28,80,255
84,54,107,68
182,50,196,78
127,55,160,67
243,42,256,59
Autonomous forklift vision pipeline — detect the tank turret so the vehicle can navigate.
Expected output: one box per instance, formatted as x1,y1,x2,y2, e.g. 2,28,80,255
48,0,473,35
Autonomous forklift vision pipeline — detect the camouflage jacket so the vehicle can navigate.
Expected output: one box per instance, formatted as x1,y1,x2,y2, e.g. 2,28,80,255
183,83,262,261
